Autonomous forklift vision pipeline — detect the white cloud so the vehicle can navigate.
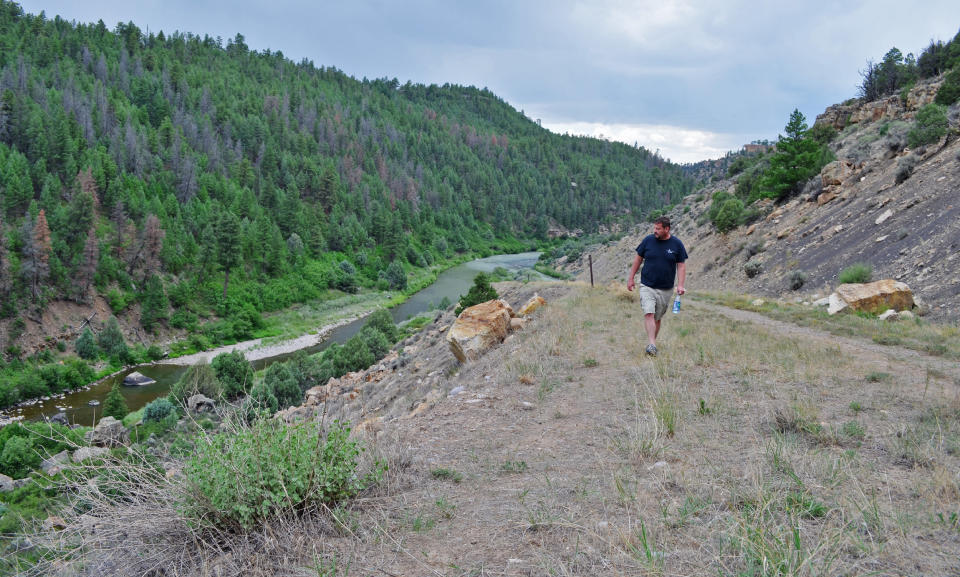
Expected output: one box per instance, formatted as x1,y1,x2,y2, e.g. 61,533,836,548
542,120,747,164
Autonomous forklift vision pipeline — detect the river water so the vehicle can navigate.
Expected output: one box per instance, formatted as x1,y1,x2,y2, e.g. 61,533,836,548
4,252,545,426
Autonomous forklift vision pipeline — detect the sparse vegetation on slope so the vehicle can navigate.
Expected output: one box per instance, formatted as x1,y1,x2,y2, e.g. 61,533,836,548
6,284,960,576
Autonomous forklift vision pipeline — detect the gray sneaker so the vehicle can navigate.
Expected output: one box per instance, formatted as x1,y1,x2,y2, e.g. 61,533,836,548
645,344,657,357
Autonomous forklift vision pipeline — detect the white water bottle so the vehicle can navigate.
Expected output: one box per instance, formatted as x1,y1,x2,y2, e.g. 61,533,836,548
672,295,681,314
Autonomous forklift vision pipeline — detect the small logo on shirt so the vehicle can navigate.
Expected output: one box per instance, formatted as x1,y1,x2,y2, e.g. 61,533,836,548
666,249,675,254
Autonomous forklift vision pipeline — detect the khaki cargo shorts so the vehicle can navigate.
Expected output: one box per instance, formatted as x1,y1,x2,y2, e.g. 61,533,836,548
639,285,673,321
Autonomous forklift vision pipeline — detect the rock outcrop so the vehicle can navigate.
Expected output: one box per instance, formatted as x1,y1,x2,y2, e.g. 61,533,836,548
904,79,943,110
446,299,514,363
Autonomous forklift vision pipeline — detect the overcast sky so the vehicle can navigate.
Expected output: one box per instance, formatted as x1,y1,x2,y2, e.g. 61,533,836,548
17,0,960,163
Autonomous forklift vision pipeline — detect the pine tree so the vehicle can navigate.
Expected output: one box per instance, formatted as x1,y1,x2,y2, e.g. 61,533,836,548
0,212,8,300
31,208,51,300
455,273,498,315
102,382,128,420
760,109,833,201
140,274,169,332
76,227,99,302
97,317,129,363
216,210,241,300
142,214,165,280
75,327,99,359
383,260,407,291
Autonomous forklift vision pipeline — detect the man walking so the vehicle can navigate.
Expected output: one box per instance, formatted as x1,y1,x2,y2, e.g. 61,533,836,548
626,216,687,357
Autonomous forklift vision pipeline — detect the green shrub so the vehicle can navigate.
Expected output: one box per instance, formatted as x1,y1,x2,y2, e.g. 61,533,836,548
808,122,837,144
838,263,873,284
37,359,96,394
786,270,808,291
339,260,356,276
0,421,83,478
182,419,383,530
211,350,254,399
895,155,918,184
907,103,948,148
456,273,499,315
261,363,301,410
363,308,400,343
247,382,279,416
358,326,391,360
145,344,166,361
170,363,222,405
143,397,176,422
106,288,130,313
745,241,766,257
743,260,763,278
335,334,375,374
0,435,36,479
707,190,748,233
713,197,745,233
284,351,326,391
934,67,960,106
170,309,198,330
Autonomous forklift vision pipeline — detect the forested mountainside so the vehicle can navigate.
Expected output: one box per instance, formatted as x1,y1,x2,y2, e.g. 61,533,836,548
0,2,693,367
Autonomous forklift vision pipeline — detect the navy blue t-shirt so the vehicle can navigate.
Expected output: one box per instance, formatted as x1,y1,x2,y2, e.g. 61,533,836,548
636,234,688,290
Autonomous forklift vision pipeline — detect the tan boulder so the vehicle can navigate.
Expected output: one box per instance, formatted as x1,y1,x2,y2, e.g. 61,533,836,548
510,317,527,331
518,295,546,316
820,160,854,187
827,293,848,315
446,299,513,362
817,189,838,206
834,280,914,315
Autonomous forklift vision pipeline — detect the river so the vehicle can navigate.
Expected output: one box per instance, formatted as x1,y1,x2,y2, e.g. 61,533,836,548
3,252,546,427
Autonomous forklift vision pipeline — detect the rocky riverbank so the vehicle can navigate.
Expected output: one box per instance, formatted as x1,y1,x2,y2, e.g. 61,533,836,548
156,315,364,366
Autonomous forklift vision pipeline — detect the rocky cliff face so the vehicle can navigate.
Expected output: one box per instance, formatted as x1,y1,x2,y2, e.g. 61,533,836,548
566,80,960,322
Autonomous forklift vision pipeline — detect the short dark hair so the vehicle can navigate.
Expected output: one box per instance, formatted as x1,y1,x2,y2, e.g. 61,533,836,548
654,216,671,229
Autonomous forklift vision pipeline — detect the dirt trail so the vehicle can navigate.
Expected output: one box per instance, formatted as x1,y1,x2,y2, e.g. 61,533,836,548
305,286,960,576
694,299,960,384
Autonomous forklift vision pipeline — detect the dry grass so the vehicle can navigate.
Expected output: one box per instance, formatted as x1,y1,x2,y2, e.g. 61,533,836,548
18,284,960,575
